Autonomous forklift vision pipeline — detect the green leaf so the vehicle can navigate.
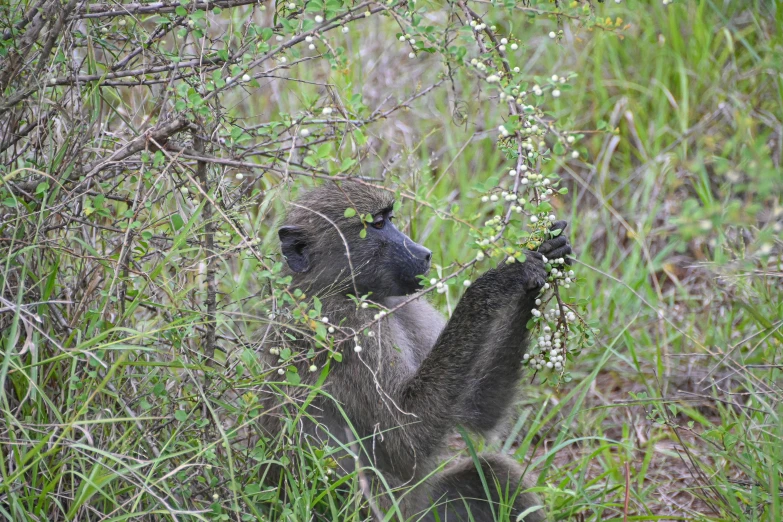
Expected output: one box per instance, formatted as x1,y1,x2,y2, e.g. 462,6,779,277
359,228,367,239
343,207,356,218
316,142,332,159
536,201,553,213
171,214,185,231
174,410,189,422
303,156,318,167
240,348,257,367
340,158,357,171
286,369,301,385
315,322,327,340
306,0,324,11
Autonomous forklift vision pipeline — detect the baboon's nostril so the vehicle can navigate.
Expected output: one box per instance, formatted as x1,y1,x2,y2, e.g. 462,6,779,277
424,250,432,263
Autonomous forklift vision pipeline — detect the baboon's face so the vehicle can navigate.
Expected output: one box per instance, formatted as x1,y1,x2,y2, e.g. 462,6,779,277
279,204,431,298
353,207,432,297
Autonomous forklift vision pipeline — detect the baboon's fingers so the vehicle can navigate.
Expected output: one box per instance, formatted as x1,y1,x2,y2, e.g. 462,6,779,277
546,246,573,264
549,220,568,234
538,236,568,255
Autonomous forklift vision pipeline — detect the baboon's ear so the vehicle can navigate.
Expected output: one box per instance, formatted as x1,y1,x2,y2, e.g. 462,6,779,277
279,226,310,273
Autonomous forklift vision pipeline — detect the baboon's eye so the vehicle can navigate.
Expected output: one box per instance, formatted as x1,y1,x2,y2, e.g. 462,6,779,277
372,214,385,229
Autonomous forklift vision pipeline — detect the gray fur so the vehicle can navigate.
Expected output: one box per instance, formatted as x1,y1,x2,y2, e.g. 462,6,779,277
260,181,570,521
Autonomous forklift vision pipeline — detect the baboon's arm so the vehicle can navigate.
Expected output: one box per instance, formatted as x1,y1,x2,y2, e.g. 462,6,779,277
401,259,546,436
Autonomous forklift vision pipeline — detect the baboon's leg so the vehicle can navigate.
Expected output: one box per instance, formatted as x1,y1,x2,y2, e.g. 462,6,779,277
419,454,545,522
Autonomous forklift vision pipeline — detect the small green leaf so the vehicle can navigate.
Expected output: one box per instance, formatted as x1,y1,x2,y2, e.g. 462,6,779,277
171,214,185,230
359,228,367,239
303,156,318,167
315,322,327,340
343,207,356,218
340,158,357,171
286,369,301,385
174,410,188,422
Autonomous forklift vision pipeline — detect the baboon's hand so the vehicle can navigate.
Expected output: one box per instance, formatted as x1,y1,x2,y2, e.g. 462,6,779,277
537,220,572,264
520,260,548,291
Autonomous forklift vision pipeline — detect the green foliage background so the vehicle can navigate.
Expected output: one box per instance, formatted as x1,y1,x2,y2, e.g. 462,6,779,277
0,0,781,520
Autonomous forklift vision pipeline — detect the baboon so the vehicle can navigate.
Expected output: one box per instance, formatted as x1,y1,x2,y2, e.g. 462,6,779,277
260,181,572,521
